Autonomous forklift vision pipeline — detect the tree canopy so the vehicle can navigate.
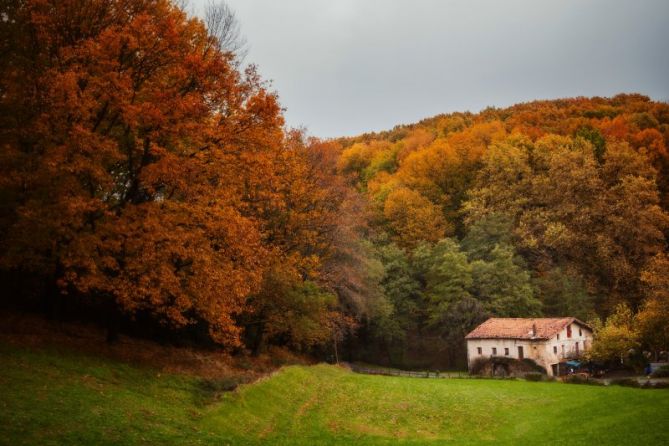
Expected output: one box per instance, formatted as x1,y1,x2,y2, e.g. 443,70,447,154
1,1,668,367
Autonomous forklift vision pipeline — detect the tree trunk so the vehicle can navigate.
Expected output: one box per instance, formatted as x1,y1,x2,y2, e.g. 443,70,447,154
252,322,265,356
333,335,339,364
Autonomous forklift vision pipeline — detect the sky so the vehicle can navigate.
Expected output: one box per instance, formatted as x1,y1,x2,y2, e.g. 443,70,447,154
190,0,669,138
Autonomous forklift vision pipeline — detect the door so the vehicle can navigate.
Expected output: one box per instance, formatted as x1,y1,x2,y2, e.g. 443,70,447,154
518,346,524,359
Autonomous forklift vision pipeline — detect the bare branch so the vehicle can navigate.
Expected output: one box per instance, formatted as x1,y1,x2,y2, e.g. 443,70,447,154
204,1,248,63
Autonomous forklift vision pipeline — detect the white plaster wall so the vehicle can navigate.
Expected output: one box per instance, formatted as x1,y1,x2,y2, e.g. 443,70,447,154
466,338,534,363
543,322,593,370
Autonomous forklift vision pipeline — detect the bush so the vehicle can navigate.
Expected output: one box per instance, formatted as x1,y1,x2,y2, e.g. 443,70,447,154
469,357,489,376
563,374,604,386
521,358,547,374
524,373,544,382
610,378,641,388
651,365,669,378
469,357,546,377
196,376,248,405
564,374,587,384
640,381,669,389
236,357,255,371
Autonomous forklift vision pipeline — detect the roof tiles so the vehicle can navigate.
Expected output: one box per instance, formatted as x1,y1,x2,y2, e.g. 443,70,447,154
465,317,590,340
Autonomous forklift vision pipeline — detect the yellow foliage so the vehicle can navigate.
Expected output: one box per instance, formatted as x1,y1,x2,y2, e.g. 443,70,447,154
383,188,449,248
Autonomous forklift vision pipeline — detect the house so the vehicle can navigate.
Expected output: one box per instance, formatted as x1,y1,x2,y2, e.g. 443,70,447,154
465,317,593,376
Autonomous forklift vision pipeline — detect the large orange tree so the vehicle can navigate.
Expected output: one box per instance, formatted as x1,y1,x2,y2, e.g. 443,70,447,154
0,0,316,346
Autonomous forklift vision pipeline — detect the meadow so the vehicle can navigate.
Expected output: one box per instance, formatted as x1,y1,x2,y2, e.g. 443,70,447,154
2,343,668,445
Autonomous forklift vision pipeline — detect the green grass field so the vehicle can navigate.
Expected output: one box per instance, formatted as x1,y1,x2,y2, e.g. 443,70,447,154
2,343,668,445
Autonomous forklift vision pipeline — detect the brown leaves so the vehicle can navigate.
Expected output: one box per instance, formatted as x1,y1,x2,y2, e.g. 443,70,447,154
0,0,298,347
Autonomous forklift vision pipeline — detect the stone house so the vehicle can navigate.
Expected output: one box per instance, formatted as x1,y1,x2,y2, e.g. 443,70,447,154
465,317,594,376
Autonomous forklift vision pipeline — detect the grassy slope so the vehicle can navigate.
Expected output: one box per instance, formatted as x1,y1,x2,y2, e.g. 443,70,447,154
2,344,668,446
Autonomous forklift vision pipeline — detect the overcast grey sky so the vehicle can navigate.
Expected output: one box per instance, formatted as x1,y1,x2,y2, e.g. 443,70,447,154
192,0,669,138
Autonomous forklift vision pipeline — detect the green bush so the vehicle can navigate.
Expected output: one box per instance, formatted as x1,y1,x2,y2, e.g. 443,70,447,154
650,365,669,378
610,378,641,388
524,373,544,382
521,358,547,374
563,374,604,386
640,381,669,389
196,376,248,405
564,374,587,384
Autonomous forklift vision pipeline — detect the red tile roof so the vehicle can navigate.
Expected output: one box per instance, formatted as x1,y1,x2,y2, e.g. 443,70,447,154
465,317,591,340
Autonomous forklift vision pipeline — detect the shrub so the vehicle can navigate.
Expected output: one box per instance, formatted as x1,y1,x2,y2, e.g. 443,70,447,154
610,378,641,388
469,357,489,375
650,365,669,378
202,376,245,392
469,357,546,377
196,376,248,405
236,358,254,370
563,374,604,386
524,373,544,382
521,358,547,374
564,374,587,384
639,380,669,389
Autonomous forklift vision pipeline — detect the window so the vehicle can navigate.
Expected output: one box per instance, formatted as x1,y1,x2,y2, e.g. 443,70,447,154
557,333,560,340
553,346,558,354
575,342,579,355
477,347,482,355
504,348,509,356
579,328,582,336
518,346,524,359
567,324,572,338
492,347,497,355
561,345,565,355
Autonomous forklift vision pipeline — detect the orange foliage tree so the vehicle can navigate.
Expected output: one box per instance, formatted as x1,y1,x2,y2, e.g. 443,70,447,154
0,0,315,346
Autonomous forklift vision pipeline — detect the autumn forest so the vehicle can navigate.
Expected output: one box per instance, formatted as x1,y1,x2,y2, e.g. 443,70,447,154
1,0,669,371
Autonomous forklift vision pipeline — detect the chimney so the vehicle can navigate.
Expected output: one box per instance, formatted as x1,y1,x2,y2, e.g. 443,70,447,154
532,323,537,337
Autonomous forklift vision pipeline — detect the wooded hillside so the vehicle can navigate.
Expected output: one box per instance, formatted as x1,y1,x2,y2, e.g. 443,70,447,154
1,0,667,369
332,94,669,367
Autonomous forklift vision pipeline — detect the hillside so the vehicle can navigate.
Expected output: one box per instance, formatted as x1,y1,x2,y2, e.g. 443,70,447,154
2,343,669,445
331,94,669,368
2,0,668,372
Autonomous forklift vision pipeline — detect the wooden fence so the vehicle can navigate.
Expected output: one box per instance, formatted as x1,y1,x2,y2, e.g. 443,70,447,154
346,363,468,379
